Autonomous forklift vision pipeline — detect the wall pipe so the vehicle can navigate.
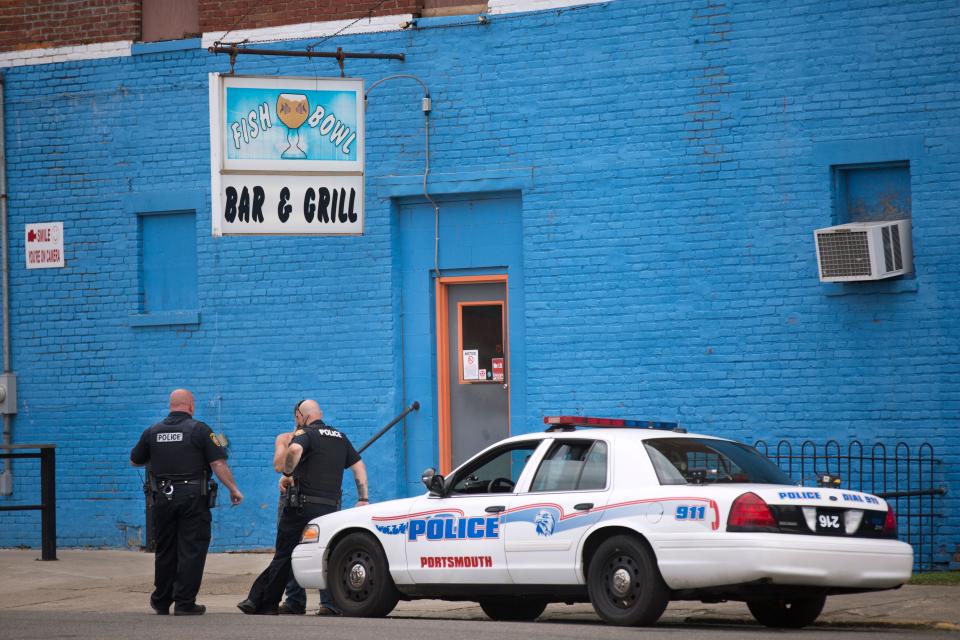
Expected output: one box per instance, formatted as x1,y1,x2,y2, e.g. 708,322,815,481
0,73,12,490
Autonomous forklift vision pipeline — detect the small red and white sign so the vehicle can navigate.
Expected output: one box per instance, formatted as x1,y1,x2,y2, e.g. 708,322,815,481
25,222,64,269
492,358,504,382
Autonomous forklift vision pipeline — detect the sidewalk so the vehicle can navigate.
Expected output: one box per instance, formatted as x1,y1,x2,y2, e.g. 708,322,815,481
0,549,956,630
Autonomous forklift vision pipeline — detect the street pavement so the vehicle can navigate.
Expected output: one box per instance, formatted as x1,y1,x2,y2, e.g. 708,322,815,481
0,549,957,637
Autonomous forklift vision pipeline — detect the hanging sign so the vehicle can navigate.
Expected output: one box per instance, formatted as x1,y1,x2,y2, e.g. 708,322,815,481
209,74,364,236
25,222,64,269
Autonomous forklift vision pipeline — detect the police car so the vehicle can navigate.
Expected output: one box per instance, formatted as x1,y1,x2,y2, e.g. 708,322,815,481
291,416,912,628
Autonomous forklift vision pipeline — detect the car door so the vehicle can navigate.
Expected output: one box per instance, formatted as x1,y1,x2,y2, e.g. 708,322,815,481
501,438,612,584
404,439,543,584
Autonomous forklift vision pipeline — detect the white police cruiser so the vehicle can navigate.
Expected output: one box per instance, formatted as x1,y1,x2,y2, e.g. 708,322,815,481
292,416,912,628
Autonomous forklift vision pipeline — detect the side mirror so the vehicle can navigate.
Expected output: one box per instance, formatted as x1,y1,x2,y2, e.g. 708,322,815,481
421,467,445,496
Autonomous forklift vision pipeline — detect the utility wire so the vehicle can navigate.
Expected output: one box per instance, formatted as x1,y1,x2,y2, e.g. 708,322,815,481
214,0,260,46
304,0,391,51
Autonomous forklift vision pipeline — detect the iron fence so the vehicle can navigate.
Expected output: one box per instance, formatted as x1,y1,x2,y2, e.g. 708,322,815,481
754,439,946,571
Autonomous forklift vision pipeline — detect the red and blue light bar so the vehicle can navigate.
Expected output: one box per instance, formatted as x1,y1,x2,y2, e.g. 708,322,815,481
544,415,681,431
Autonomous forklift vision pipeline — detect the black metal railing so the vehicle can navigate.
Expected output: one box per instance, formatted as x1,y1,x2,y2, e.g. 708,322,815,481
755,439,946,571
0,443,57,560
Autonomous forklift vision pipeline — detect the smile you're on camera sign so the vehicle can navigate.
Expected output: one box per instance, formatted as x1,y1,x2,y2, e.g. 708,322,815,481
209,74,364,236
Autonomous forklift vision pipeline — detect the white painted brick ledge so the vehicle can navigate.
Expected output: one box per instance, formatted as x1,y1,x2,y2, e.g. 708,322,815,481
1,0,612,69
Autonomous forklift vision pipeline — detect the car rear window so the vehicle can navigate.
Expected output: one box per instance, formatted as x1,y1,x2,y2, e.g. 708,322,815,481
644,438,795,485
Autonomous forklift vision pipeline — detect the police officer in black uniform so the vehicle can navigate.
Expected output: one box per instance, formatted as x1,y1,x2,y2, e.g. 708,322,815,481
237,399,368,615
131,388,244,616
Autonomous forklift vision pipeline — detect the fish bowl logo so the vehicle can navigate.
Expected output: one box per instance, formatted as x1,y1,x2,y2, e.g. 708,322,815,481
534,509,556,537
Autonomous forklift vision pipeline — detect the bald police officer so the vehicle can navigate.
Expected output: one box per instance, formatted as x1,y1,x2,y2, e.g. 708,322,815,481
131,389,243,616
238,399,367,615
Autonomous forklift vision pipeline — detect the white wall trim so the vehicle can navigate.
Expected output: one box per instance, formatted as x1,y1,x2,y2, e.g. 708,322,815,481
0,0,613,69
488,0,610,15
200,14,415,48
0,40,132,68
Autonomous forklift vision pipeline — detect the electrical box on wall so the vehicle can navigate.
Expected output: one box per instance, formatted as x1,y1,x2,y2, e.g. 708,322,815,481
814,219,913,282
0,373,16,414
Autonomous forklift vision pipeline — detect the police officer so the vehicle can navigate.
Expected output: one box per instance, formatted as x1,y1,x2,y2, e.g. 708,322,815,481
130,389,243,616
237,399,368,615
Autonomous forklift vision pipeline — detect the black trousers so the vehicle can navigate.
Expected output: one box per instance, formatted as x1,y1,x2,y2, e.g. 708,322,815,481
151,486,211,609
246,502,335,611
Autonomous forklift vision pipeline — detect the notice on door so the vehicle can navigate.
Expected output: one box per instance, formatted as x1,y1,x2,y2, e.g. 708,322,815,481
25,222,64,269
491,358,504,382
462,349,479,381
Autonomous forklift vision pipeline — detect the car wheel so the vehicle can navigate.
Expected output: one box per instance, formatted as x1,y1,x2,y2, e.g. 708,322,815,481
746,595,826,629
327,532,400,617
478,597,547,621
587,534,669,626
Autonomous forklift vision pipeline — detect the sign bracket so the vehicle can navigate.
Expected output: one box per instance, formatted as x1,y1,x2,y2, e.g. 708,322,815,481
208,45,404,77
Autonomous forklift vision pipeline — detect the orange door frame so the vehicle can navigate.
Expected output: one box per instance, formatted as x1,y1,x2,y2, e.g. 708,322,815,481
435,274,510,474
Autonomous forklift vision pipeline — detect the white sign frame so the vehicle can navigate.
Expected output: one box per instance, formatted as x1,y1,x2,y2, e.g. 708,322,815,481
209,73,365,237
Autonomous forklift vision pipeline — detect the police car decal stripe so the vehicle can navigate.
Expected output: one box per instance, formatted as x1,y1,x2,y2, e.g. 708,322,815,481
372,508,464,522
501,497,719,531
372,497,720,540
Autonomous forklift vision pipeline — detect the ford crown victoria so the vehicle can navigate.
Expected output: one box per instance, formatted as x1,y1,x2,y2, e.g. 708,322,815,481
291,416,912,628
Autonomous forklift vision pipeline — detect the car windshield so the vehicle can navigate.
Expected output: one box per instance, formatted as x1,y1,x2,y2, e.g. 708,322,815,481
644,438,795,485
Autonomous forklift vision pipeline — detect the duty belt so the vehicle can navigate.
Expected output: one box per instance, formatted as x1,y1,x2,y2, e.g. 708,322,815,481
301,495,338,507
157,479,202,500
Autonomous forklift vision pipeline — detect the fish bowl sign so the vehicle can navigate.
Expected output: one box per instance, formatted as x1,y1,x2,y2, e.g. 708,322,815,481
209,74,364,236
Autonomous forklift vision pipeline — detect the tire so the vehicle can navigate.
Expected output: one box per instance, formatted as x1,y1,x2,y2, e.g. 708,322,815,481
327,532,400,617
478,597,547,621
587,534,669,626
746,595,826,629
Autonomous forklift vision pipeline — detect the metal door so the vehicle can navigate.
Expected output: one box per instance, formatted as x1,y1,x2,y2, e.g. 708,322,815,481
446,282,509,469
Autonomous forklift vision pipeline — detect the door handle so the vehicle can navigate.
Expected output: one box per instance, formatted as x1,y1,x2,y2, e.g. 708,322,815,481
485,505,505,513
574,503,594,511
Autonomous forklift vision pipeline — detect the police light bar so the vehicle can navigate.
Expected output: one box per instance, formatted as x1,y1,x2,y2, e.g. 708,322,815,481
544,416,681,432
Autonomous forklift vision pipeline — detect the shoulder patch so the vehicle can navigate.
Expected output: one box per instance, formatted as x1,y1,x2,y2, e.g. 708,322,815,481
294,429,305,436
209,433,223,447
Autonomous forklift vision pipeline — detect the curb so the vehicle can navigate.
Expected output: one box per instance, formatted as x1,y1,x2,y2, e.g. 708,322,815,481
684,616,960,632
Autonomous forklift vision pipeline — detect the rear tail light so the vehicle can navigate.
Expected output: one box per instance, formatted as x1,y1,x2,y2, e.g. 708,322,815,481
882,506,898,539
727,492,778,533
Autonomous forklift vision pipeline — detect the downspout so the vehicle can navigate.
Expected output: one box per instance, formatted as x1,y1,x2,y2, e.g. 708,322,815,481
0,73,12,494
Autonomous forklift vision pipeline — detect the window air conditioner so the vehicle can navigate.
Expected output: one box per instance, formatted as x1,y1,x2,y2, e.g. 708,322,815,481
814,219,913,282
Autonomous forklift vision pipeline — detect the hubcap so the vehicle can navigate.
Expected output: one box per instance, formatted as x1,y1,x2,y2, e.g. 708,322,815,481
348,562,367,589
611,568,631,597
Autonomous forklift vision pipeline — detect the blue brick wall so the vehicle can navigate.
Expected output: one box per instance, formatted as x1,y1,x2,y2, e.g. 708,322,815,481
1,0,958,562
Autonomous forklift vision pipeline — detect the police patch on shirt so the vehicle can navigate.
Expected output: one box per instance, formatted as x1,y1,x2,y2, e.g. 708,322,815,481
294,429,305,436
210,433,224,447
156,432,183,443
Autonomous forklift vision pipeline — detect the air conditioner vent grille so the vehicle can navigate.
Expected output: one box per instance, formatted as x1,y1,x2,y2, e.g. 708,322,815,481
816,230,872,277
882,226,894,272
891,225,903,270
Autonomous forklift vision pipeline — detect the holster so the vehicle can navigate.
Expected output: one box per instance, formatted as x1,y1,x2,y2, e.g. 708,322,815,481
207,481,219,508
284,483,303,510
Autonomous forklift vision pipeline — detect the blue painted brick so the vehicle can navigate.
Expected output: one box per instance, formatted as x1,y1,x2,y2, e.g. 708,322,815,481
0,1,957,562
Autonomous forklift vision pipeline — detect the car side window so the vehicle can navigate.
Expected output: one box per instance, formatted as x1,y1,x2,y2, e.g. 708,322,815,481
450,442,540,495
530,440,608,492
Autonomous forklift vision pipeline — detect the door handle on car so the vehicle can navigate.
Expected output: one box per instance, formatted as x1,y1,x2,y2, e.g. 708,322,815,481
485,505,505,513
574,503,594,511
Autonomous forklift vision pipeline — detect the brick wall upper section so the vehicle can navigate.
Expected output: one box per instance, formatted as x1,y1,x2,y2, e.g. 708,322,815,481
0,0,431,52
198,1,422,36
0,1,142,51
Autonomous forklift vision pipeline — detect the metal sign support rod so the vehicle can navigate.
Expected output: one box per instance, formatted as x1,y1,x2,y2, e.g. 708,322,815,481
208,45,405,76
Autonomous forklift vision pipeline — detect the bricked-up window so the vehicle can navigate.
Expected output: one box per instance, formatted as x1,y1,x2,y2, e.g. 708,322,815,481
142,0,199,42
833,162,911,223
422,0,488,17
139,212,198,313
